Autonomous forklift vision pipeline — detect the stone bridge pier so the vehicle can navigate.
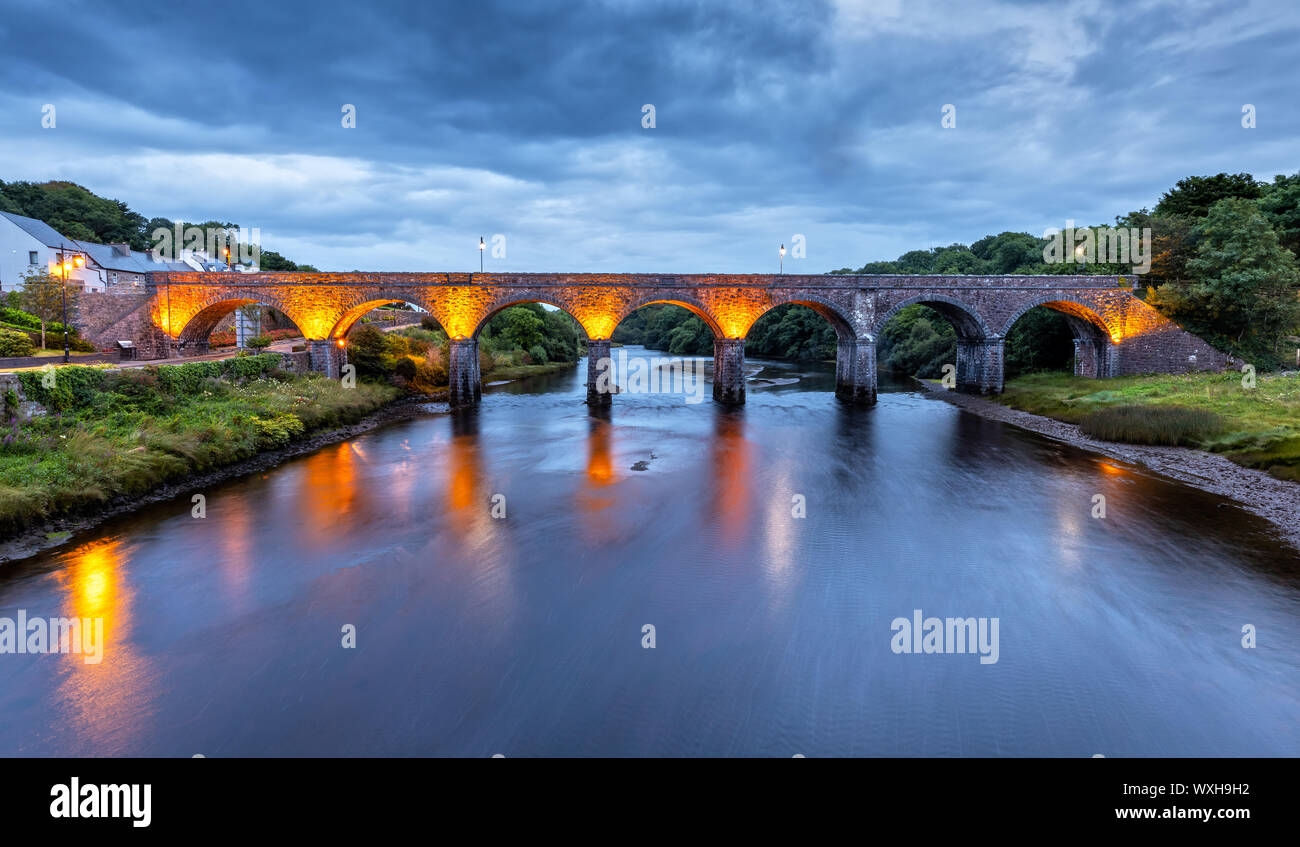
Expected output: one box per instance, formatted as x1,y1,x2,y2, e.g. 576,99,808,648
448,338,481,408
956,338,1006,394
835,339,878,404
585,339,613,407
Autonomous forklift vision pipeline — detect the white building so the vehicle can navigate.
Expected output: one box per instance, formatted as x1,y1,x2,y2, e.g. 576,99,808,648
74,240,189,291
0,211,97,292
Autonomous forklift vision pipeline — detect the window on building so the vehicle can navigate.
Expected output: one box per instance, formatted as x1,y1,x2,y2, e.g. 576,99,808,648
28,251,38,265
110,272,118,284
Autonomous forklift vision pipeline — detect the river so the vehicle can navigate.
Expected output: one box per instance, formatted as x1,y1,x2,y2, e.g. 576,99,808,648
1,346,1297,756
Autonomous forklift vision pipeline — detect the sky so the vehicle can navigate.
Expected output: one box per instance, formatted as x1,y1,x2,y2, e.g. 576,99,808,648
0,0,1297,273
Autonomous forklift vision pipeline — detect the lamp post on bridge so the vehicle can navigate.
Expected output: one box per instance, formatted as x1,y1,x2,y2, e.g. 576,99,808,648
479,236,485,273
779,243,785,274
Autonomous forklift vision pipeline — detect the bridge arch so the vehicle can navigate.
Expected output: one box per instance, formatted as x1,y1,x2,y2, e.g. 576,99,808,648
999,295,1114,340
174,292,305,348
755,295,856,341
329,294,440,339
873,293,995,341
612,295,725,339
1000,296,1117,378
470,298,592,341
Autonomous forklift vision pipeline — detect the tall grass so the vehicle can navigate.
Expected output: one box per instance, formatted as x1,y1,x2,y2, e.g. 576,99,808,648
999,371,1300,479
0,359,400,538
1078,405,1224,446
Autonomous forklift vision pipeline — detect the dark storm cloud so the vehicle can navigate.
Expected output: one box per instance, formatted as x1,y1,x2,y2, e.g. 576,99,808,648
1,0,1297,271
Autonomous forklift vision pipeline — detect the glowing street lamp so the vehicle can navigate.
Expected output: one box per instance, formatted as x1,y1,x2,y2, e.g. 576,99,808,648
779,243,785,274
60,251,84,363
479,236,485,272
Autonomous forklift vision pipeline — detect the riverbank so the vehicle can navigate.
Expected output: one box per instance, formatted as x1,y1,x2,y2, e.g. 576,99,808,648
0,356,580,564
0,356,412,562
485,360,578,382
918,379,1300,553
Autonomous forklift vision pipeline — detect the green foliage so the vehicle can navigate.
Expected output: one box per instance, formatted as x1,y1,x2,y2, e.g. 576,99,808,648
997,371,1300,478
1004,307,1075,377
0,363,399,537
1258,172,1300,258
0,179,314,265
346,325,391,377
1154,173,1262,219
479,304,581,363
0,327,35,357
877,305,956,377
1079,405,1224,446
18,270,66,345
246,335,273,349
149,354,282,396
746,304,836,360
0,180,147,248
249,412,306,448
0,307,40,330
612,304,713,355
1148,197,1300,365
18,365,108,411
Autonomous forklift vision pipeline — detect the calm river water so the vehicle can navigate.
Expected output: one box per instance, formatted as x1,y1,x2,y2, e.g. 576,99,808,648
1,347,1297,756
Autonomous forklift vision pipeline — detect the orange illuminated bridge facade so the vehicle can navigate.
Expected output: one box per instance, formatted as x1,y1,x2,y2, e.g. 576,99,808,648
115,271,1232,408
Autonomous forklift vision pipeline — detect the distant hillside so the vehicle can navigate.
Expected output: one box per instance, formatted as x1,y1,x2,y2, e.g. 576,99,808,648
0,179,317,271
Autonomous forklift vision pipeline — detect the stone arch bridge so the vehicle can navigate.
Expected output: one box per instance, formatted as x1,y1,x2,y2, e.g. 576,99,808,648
80,272,1231,408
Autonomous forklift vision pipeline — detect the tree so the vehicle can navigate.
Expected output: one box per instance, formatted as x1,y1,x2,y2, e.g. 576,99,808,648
1117,209,1199,284
1154,173,1262,218
18,269,67,349
1148,197,1300,364
1258,172,1300,258
746,304,836,360
494,306,547,352
971,232,1046,274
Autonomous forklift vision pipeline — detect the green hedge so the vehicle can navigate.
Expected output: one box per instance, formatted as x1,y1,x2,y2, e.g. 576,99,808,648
18,353,284,411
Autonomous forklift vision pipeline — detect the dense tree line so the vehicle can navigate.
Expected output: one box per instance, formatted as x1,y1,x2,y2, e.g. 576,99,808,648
833,171,1300,369
0,179,317,270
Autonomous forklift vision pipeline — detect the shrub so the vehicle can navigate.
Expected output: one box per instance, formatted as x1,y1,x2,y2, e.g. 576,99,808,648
393,356,417,382
248,412,305,448
246,335,273,349
0,308,41,331
18,364,109,410
1079,405,1225,446
420,315,441,331
0,327,36,357
346,325,390,376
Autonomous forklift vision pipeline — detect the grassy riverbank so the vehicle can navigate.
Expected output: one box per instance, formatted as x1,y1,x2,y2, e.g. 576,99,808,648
0,354,400,537
486,361,578,381
997,371,1300,480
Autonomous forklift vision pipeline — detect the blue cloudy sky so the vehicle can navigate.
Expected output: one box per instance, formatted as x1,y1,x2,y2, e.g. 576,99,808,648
1,0,1296,272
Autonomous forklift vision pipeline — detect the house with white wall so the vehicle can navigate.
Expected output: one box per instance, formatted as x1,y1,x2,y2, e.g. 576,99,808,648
75,240,189,291
0,211,98,292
